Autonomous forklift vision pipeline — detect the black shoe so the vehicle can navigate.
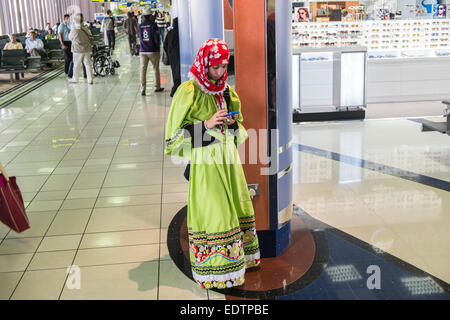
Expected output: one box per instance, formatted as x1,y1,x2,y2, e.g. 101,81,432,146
141,91,146,96
154,88,164,93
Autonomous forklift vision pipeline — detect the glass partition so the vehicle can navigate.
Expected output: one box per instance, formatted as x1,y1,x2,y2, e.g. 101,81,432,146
292,1,450,108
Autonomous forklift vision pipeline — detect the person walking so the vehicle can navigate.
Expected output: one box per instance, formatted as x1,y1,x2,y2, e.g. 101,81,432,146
138,7,164,96
164,39,261,289
164,11,171,28
68,13,94,84
155,11,166,45
123,11,138,56
101,10,117,53
163,17,180,97
58,14,73,78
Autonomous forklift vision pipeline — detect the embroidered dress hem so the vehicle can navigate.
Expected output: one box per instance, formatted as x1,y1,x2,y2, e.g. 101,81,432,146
192,267,246,289
244,252,261,269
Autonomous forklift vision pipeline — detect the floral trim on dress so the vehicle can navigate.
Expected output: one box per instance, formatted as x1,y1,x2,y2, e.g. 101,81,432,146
189,238,245,278
239,216,260,258
188,214,261,289
197,275,245,290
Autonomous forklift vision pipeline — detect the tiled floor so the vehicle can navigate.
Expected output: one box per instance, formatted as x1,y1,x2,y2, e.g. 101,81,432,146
0,69,47,94
0,38,222,300
291,119,450,289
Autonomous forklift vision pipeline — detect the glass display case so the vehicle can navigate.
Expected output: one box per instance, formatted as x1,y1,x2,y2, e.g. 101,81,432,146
292,47,367,120
291,3,450,106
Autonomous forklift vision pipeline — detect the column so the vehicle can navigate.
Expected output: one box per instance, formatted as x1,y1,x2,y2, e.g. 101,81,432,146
177,0,224,82
234,0,293,258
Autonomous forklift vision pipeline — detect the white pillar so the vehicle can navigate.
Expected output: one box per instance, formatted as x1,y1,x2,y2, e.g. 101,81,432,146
178,0,224,82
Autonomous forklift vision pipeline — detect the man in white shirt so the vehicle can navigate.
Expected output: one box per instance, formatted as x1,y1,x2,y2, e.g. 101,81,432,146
25,31,46,57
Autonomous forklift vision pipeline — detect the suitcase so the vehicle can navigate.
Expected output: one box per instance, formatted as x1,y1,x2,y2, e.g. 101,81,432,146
0,163,30,233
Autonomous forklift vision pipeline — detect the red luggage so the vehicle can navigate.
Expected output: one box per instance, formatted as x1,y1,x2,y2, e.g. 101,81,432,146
0,163,30,233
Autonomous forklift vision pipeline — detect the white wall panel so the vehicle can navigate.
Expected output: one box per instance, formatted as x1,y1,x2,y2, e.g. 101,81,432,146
367,57,450,103
0,0,115,35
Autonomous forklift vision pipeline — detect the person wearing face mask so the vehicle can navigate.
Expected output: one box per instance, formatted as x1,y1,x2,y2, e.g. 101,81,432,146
101,10,117,54
165,39,261,290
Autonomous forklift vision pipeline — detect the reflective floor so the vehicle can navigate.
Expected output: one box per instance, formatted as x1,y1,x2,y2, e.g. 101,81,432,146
0,37,449,300
0,38,212,300
288,119,450,299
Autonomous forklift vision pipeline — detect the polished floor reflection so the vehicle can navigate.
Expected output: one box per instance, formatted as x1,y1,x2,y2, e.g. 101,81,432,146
289,119,450,299
1,36,449,300
0,38,209,300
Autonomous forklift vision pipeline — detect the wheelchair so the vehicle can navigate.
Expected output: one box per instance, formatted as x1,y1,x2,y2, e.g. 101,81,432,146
92,45,120,77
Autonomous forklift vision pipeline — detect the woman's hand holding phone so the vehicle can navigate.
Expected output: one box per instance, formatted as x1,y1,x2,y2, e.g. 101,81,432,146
225,110,239,125
205,110,239,129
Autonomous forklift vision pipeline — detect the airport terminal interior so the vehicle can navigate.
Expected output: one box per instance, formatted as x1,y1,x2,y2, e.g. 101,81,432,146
0,0,449,300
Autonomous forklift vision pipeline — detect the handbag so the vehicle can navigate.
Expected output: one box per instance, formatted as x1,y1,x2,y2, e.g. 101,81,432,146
0,163,30,233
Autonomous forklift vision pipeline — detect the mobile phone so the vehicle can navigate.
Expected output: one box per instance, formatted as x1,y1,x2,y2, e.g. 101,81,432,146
226,110,240,117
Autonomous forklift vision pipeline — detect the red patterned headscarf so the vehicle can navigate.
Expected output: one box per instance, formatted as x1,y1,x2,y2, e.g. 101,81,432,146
189,39,230,133
188,38,230,95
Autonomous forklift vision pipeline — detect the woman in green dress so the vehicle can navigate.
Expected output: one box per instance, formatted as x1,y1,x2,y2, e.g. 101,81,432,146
165,39,260,289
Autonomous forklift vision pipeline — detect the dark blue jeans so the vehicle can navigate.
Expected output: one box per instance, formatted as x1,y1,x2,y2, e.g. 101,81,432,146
158,27,165,45
107,30,115,51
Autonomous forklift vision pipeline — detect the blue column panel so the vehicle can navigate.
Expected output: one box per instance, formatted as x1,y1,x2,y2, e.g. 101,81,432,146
190,0,224,56
278,151,293,213
276,0,293,147
177,0,193,83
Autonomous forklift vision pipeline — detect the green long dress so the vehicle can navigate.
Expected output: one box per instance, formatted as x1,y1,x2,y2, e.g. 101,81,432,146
165,80,260,289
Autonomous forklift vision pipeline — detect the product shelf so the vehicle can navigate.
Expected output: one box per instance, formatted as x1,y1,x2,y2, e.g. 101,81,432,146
292,19,450,59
